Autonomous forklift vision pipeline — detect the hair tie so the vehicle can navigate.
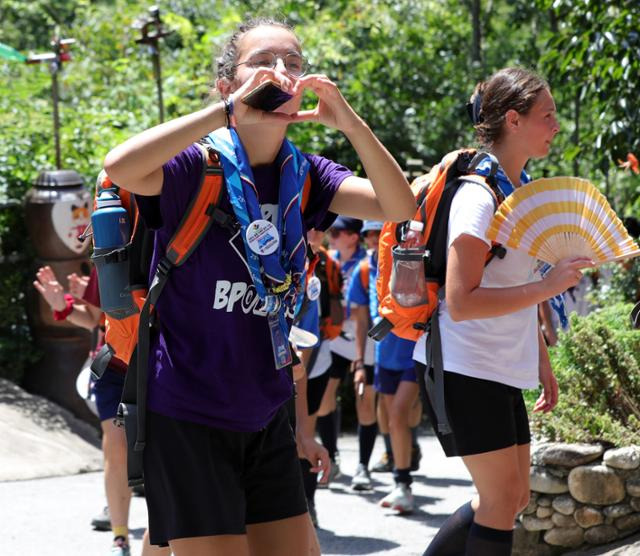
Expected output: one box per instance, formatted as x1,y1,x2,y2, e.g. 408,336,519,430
466,92,484,125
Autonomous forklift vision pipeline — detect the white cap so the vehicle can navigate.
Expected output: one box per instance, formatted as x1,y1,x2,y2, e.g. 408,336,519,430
408,220,424,232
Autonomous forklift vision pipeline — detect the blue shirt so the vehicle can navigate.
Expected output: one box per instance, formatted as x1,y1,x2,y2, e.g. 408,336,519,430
346,252,415,371
295,296,321,347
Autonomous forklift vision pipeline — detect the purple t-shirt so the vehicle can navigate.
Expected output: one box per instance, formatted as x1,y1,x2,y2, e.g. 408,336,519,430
136,144,349,431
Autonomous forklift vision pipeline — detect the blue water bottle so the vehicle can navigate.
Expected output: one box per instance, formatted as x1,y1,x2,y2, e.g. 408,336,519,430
92,190,130,249
91,190,135,316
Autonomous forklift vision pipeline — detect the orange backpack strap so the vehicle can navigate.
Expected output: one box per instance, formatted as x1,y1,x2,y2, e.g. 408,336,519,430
165,145,225,265
300,173,312,213
122,143,226,476
359,257,369,291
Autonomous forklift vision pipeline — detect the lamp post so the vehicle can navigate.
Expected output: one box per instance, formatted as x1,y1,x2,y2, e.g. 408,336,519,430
133,6,173,124
25,36,75,170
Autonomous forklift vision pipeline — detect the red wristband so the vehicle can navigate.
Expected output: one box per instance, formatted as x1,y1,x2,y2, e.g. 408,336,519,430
53,294,74,321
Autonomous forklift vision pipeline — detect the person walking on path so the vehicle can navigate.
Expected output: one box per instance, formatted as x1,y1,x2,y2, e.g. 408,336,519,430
33,267,169,556
416,67,593,555
347,221,422,511
103,16,414,555
316,216,378,482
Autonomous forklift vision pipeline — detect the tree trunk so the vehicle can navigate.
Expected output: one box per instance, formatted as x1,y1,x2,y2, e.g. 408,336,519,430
573,87,581,176
471,0,482,64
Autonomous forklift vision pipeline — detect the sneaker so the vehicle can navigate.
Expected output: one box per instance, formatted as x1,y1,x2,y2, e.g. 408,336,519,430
111,536,130,556
371,451,394,473
329,457,342,482
379,483,414,514
410,444,422,472
351,463,373,491
91,506,111,531
317,457,341,488
308,499,319,528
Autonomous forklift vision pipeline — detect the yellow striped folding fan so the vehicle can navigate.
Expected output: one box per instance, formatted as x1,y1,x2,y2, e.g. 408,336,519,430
486,177,640,265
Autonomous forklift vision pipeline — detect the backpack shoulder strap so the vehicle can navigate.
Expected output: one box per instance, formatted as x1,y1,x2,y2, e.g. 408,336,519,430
128,143,226,464
164,144,226,266
300,173,312,213
359,257,369,290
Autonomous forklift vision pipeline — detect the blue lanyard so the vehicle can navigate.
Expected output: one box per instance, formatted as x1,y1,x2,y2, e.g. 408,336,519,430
205,128,309,324
474,154,569,329
368,251,379,323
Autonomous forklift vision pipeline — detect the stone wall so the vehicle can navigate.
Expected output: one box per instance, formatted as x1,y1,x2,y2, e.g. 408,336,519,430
513,443,640,555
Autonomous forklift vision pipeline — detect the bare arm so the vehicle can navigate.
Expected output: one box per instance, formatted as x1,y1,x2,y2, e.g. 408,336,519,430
352,304,369,363
328,124,415,221
104,102,227,196
66,303,103,331
533,327,558,413
104,68,297,196
290,75,415,222
538,300,558,346
294,365,330,481
445,233,593,322
33,266,102,331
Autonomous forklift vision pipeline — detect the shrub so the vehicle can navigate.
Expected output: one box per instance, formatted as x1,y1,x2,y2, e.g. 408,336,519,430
529,302,640,446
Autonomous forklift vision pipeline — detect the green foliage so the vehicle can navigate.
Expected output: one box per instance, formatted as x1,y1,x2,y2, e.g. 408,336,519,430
1,0,639,382
588,261,640,307
529,303,640,446
534,0,640,213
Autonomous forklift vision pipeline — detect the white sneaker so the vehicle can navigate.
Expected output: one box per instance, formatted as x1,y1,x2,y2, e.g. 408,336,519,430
351,463,372,491
379,483,414,514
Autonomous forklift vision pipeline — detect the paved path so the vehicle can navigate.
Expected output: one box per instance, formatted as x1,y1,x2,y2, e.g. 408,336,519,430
3,433,640,555
1,382,639,556
1,432,475,555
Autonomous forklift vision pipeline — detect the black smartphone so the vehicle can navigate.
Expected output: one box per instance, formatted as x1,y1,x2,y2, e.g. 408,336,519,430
241,80,293,112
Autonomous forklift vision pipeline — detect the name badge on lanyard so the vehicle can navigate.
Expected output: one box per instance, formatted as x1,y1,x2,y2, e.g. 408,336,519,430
268,313,292,369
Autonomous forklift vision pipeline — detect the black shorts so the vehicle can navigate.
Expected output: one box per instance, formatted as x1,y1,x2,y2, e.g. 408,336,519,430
328,352,374,384
307,372,330,415
144,406,308,546
416,363,531,458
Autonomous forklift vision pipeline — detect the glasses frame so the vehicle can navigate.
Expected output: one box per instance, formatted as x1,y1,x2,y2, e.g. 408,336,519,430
233,50,309,78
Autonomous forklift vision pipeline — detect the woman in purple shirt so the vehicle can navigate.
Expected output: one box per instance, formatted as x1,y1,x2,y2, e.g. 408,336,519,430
104,17,414,556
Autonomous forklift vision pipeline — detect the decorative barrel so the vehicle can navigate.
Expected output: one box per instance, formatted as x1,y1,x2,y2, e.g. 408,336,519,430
23,169,96,425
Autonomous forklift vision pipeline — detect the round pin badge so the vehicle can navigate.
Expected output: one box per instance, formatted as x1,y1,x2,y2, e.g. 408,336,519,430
306,275,322,301
246,219,280,255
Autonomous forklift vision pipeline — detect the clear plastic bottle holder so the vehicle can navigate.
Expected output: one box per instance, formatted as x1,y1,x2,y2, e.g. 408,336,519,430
91,244,137,318
390,245,430,308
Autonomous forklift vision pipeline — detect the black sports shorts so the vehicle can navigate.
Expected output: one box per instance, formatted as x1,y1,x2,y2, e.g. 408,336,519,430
328,352,374,384
416,362,531,458
144,406,308,546
307,372,330,415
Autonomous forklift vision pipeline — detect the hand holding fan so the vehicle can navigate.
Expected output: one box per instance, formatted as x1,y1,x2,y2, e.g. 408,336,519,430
486,177,640,265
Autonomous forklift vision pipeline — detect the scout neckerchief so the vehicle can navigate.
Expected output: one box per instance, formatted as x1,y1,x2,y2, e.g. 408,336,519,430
474,154,569,329
205,128,310,367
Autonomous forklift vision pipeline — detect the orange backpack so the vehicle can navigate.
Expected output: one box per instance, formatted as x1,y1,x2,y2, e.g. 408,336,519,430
369,149,505,343
307,245,344,340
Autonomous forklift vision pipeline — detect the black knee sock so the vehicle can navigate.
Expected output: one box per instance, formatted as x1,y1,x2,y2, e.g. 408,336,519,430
299,459,318,502
423,501,474,556
464,522,513,556
383,433,393,455
394,467,412,486
358,423,377,466
317,412,337,460
411,426,419,448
